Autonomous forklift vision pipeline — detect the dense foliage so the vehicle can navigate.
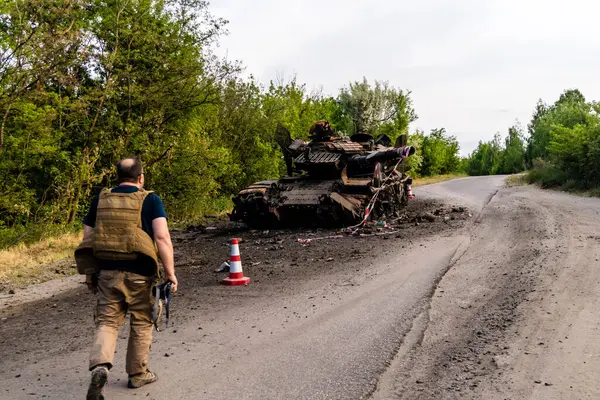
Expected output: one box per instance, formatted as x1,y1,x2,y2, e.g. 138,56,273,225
464,88,600,193
465,124,526,176
524,89,600,191
2,1,465,247
411,128,460,176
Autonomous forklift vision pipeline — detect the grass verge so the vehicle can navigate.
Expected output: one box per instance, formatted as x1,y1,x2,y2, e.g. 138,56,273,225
412,173,467,187
523,161,600,197
510,166,600,198
0,231,82,291
504,173,528,187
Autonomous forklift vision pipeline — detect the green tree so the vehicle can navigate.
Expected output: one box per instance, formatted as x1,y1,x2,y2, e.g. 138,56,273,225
466,133,503,176
0,0,237,242
418,128,460,176
526,89,590,168
500,124,526,174
466,125,526,176
335,77,417,139
525,99,549,167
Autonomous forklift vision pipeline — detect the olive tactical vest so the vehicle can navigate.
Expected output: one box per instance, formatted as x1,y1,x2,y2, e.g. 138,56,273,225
75,188,159,276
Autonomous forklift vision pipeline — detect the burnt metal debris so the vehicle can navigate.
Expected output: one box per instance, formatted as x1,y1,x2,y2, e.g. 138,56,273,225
229,121,416,228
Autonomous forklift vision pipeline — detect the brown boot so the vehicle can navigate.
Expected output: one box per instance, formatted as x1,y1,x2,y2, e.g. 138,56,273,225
128,370,158,389
86,365,108,400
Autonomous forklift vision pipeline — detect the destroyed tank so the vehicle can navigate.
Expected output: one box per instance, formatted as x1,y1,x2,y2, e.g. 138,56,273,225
229,121,416,228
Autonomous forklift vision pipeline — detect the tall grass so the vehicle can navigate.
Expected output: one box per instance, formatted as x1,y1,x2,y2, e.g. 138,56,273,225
0,231,82,288
412,173,467,187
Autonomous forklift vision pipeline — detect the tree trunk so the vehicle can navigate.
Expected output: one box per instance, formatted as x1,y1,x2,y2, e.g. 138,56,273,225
0,103,12,152
67,184,81,225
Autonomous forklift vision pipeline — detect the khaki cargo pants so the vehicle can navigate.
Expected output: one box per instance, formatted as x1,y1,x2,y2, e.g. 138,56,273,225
89,270,155,376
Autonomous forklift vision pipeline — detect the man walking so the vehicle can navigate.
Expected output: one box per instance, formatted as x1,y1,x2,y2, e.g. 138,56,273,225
76,157,178,400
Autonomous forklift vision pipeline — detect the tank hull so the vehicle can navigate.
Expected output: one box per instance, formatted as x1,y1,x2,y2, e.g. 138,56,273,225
229,173,411,229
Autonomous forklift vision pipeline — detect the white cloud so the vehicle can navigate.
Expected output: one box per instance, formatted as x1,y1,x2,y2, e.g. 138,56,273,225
210,0,600,155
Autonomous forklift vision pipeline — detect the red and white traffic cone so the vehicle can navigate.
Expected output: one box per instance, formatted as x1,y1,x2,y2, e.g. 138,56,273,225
222,238,251,286
407,184,415,199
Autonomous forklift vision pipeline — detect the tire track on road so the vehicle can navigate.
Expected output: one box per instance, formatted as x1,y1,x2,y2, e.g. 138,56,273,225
371,187,564,399
368,235,471,399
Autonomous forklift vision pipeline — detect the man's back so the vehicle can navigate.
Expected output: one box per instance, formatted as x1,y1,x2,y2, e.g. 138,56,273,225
83,186,167,276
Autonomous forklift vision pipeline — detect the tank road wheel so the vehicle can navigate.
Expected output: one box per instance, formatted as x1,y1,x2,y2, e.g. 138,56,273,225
317,194,336,227
231,190,279,229
373,182,404,220
371,190,390,222
399,183,409,207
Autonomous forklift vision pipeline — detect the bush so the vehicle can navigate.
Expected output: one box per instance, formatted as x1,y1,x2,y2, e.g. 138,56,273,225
526,159,568,188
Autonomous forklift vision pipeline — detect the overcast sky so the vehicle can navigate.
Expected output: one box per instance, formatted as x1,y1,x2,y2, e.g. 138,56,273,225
210,0,600,155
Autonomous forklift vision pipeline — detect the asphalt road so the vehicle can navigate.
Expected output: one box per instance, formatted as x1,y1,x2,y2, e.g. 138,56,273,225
6,175,600,400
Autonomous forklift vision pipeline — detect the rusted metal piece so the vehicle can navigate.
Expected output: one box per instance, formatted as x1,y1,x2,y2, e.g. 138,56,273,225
238,181,276,195
239,187,268,195
341,166,372,187
229,124,415,228
326,141,364,153
294,151,341,164
330,192,361,217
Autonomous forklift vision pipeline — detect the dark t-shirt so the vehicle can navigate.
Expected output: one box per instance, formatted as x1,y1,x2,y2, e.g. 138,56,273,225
83,185,167,276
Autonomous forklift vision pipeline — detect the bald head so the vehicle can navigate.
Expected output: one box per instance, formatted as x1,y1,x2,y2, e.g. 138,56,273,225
117,157,143,184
